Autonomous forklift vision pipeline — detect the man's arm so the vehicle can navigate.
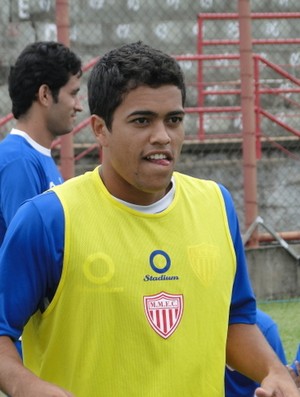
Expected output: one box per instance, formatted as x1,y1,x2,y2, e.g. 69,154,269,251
0,193,67,396
0,336,74,396
227,323,300,396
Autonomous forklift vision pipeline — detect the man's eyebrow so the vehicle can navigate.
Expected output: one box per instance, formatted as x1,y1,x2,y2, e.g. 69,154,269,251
128,110,185,117
167,110,185,116
128,110,156,117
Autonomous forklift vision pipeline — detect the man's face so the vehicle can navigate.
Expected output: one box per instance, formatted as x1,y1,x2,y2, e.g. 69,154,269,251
47,73,82,137
94,84,185,205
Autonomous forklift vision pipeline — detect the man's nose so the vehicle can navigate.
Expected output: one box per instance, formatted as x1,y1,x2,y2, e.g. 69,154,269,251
75,97,83,112
149,122,171,144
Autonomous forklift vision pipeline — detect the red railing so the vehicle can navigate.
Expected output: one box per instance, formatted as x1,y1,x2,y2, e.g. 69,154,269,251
254,54,300,158
0,113,13,128
197,12,300,48
196,11,300,145
174,53,300,148
196,11,300,244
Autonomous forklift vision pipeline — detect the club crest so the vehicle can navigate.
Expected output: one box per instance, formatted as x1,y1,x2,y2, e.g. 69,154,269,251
143,291,184,339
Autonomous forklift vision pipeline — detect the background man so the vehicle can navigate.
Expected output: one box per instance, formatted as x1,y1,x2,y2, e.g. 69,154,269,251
0,41,82,245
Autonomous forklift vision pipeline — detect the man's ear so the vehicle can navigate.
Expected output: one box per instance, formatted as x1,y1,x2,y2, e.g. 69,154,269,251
37,84,52,106
90,114,110,147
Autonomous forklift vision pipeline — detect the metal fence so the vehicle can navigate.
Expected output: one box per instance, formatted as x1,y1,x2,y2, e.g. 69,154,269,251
0,0,300,243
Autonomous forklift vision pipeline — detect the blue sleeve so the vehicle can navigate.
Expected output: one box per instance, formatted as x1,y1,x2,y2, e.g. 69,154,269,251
218,184,256,325
0,191,64,341
264,323,287,364
290,344,300,374
296,345,300,361
225,367,258,397
256,309,287,364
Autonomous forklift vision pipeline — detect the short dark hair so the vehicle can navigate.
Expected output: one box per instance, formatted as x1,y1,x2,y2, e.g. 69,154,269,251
88,41,186,130
9,41,82,119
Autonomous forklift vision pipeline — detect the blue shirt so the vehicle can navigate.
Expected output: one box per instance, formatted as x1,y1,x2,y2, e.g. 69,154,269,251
0,176,256,342
225,308,287,397
0,129,63,245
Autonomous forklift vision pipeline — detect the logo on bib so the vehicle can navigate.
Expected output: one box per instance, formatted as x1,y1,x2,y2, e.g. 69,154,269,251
143,291,183,338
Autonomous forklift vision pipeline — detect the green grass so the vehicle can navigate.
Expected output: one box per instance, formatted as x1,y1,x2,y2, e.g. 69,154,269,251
258,299,300,364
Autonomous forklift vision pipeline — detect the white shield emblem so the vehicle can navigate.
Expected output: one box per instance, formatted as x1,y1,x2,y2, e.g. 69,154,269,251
143,292,184,339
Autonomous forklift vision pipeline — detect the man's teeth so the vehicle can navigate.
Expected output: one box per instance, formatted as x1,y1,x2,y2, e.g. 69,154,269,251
147,154,167,160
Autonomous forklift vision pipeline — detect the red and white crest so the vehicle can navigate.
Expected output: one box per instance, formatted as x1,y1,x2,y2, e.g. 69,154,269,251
143,292,184,339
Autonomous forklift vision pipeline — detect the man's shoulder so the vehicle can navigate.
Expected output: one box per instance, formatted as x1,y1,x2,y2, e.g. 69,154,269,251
174,172,224,199
0,134,49,170
0,134,29,159
174,171,218,187
20,190,63,220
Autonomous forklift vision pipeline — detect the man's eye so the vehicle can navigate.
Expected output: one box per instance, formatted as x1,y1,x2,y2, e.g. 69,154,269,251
168,116,183,124
133,118,149,125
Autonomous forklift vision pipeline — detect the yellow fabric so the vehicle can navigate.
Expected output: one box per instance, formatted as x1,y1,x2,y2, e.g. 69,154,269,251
23,167,236,397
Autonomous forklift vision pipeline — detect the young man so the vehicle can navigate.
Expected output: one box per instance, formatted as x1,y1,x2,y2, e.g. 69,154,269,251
225,309,287,396
0,42,299,397
0,41,83,245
